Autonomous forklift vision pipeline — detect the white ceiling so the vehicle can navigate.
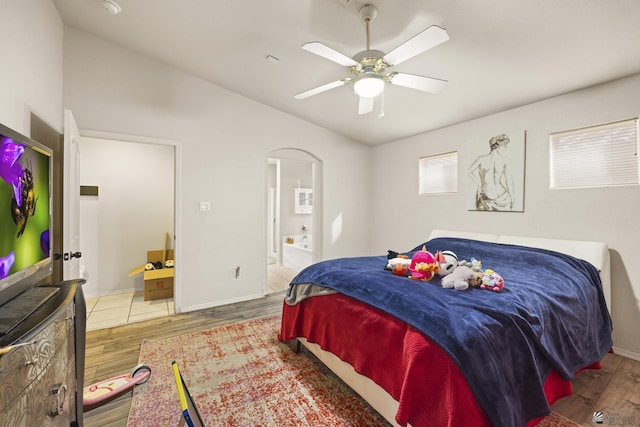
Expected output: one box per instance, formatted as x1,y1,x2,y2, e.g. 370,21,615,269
52,0,640,146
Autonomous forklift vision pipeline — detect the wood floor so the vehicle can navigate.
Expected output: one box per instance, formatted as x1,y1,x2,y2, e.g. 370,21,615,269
82,291,640,427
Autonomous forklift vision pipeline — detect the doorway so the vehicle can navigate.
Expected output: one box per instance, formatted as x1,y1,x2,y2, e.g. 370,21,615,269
266,149,322,294
77,131,180,330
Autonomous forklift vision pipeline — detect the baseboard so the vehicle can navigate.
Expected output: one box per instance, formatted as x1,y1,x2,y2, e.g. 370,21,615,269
178,293,264,313
612,346,640,361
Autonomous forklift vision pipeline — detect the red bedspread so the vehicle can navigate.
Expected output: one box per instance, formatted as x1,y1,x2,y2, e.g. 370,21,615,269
278,293,598,427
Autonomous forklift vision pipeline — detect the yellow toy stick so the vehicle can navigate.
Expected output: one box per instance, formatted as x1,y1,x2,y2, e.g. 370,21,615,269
0,341,37,355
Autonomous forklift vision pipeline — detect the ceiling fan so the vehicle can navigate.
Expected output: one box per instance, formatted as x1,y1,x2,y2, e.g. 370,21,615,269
294,3,449,115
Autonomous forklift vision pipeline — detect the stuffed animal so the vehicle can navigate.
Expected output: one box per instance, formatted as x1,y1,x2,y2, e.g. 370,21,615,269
480,269,504,292
458,258,484,286
409,246,439,281
435,250,458,277
441,265,476,290
387,250,400,259
386,256,411,276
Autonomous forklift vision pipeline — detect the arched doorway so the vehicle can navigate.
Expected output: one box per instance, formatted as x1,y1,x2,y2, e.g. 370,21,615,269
265,149,322,294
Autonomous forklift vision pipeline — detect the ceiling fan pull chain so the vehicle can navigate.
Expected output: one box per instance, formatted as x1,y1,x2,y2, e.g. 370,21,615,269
378,90,385,119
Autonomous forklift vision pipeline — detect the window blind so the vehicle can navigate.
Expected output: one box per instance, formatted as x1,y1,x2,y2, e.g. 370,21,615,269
419,151,458,194
550,118,639,189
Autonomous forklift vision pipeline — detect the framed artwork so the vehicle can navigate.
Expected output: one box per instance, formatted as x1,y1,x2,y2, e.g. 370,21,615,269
466,130,526,212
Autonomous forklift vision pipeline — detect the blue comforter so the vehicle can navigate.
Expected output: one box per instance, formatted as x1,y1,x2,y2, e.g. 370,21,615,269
290,237,613,427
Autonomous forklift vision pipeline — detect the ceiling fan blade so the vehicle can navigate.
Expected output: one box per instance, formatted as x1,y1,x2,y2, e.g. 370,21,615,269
302,42,357,67
358,96,374,115
383,25,449,66
390,72,448,93
294,79,349,99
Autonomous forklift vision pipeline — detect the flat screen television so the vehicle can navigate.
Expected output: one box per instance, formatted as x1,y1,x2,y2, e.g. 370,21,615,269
0,122,53,306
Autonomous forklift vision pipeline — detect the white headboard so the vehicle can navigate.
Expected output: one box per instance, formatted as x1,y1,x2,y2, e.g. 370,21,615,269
428,229,611,314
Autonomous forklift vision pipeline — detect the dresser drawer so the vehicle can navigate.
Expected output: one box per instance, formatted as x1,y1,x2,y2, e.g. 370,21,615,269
0,302,74,412
0,334,72,427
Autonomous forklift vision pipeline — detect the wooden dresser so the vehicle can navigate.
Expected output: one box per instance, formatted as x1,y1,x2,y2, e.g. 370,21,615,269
0,281,84,427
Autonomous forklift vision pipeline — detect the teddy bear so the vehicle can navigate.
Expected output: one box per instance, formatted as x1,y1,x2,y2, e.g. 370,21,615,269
441,265,476,290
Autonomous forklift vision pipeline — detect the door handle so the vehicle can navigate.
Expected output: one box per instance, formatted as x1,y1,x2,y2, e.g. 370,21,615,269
62,252,82,261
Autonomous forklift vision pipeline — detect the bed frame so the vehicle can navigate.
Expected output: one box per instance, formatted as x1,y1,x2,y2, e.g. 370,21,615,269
297,229,611,427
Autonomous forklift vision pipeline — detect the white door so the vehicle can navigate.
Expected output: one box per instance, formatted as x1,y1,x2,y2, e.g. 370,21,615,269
268,188,277,259
63,110,81,280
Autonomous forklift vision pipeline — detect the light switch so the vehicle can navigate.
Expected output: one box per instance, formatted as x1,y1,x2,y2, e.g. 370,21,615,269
199,201,211,212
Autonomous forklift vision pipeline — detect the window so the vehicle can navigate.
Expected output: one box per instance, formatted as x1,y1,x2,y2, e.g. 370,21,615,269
419,151,457,194
550,118,639,189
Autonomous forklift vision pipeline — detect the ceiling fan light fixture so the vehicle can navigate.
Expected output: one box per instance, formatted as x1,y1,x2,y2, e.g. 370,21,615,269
354,75,385,98
295,3,449,113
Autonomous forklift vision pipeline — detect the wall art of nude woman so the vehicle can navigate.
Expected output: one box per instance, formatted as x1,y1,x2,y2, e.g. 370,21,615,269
468,133,515,211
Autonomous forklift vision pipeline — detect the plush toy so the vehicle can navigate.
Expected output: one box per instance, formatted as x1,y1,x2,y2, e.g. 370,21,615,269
387,250,400,259
458,257,482,272
458,258,484,286
409,246,439,281
480,269,504,292
435,250,458,277
441,265,476,290
386,256,411,276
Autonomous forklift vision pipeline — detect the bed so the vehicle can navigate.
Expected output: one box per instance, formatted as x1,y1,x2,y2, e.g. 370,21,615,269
278,229,613,427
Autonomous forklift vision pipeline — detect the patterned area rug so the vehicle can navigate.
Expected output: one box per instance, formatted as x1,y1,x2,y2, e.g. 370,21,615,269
126,315,579,427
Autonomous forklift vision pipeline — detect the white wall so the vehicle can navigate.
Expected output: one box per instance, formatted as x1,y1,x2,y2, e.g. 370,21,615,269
62,26,372,312
371,73,640,358
78,136,175,298
0,0,63,134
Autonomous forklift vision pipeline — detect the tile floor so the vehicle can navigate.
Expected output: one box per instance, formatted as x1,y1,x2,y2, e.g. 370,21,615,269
84,292,174,332
85,263,297,331
267,263,298,293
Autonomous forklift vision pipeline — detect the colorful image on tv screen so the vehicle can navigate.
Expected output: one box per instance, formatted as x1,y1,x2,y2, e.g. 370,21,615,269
0,134,50,280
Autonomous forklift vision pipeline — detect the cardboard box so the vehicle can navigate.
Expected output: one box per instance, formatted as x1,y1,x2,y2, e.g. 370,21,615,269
129,233,175,300
143,273,173,301
142,250,174,300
